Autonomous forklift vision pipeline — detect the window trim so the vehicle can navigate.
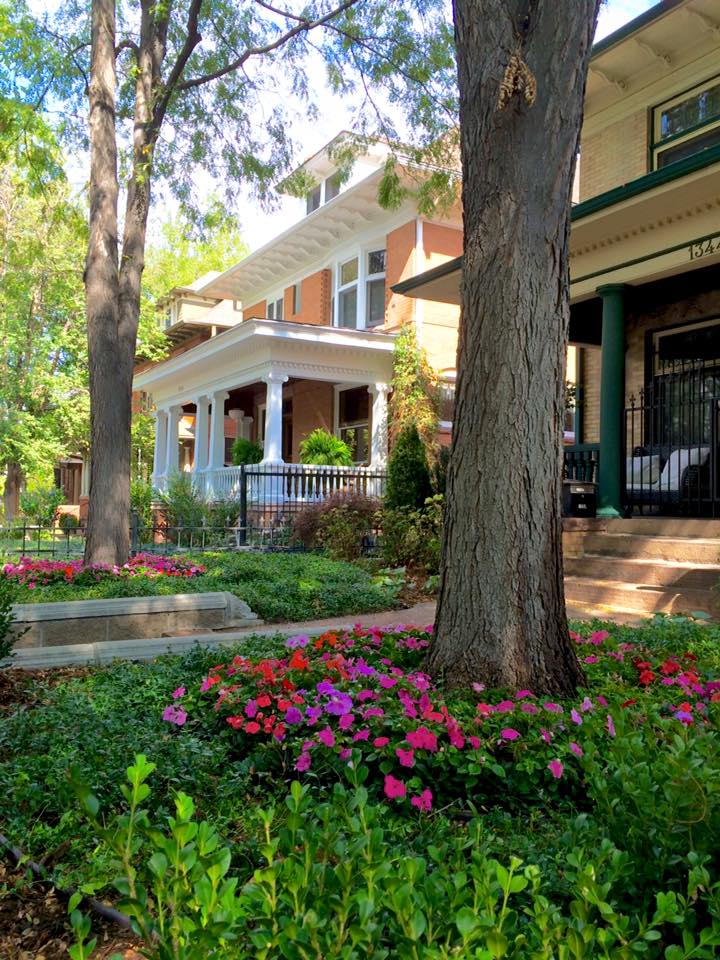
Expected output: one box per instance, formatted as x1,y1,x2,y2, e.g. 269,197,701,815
333,243,387,331
266,293,284,322
336,256,359,329
334,384,370,465
365,248,387,328
651,73,720,170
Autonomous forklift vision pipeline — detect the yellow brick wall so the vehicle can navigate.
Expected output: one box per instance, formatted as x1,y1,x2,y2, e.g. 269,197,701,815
579,109,648,201
581,347,602,444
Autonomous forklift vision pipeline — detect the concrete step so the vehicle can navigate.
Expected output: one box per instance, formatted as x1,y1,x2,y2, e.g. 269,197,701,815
581,533,720,565
565,555,720,590
564,576,716,617
605,518,720,538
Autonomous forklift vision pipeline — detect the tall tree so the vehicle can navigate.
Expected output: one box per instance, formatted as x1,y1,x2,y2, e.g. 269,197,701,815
0,164,89,520
5,0,455,564
427,0,601,695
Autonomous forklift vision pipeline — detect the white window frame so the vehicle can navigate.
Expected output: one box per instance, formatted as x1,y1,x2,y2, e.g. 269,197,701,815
333,243,386,331
266,293,284,322
438,372,456,431
365,248,387,328
333,384,370,465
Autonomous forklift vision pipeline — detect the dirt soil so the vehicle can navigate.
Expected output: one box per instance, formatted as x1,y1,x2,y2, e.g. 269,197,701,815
0,863,141,960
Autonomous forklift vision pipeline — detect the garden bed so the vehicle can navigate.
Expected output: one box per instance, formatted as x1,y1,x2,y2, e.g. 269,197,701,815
1,615,719,957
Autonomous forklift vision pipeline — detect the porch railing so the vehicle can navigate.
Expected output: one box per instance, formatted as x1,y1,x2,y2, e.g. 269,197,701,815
563,444,599,483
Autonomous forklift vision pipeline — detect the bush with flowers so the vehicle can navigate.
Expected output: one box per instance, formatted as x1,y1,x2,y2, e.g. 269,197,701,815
1,553,205,591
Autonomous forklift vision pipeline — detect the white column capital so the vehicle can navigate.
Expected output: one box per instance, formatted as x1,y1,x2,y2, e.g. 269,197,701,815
167,403,184,417
263,370,289,386
368,382,389,398
192,393,210,407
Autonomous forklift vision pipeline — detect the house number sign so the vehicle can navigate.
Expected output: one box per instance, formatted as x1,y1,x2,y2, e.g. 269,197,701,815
689,233,720,261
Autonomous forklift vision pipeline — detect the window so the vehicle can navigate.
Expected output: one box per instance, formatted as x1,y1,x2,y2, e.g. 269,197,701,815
324,173,342,202
652,77,720,169
338,257,359,328
366,249,386,327
439,379,455,425
267,295,284,321
292,281,302,316
306,184,321,214
338,386,369,463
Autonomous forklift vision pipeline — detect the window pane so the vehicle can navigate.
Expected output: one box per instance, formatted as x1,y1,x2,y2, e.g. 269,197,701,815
368,249,386,275
339,386,369,424
366,278,385,327
657,124,720,167
659,82,720,140
325,173,341,202
293,282,301,315
439,382,455,422
306,185,321,214
275,297,283,321
338,287,357,328
267,301,274,320
340,258,358,286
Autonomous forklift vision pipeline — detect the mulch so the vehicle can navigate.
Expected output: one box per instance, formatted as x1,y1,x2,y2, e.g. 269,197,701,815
0,666,95,715
0,863,141,960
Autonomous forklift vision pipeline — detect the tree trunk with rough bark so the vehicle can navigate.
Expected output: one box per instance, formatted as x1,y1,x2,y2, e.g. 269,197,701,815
427,0,601,695
2,461,23,522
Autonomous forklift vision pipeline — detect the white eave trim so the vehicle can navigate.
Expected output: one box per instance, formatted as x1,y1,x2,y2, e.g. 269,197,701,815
133,318,396,390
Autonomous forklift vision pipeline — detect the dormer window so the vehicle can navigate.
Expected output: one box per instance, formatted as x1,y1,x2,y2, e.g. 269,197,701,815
306,184,321,214
324,173,341,202
653,77,720,170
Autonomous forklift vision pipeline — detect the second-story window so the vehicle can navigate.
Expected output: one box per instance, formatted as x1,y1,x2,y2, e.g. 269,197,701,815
306,184,321,214
337,257,359,328
653,76,720,169
267,295,284,321
366,249,386,328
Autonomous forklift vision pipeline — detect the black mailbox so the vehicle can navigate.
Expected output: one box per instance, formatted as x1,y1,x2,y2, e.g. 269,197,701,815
562,480,597,518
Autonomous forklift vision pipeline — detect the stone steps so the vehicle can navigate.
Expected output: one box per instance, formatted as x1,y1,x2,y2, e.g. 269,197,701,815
580,533,720,565
564,576,716,617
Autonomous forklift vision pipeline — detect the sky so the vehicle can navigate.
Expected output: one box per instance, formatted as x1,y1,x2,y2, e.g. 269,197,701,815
236,0,660,252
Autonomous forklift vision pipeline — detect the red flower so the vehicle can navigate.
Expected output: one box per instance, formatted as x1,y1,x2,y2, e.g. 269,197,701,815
660,659,681,676
289,650,310,671
226,716,244,729
245,721,261,734
621,698,637,708
638,670,655,686
256,694,272,708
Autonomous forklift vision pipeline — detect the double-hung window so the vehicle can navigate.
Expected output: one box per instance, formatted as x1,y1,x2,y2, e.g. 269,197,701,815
652,76,720,169
337,257,359,328
365,249,386,327
267,295,284,321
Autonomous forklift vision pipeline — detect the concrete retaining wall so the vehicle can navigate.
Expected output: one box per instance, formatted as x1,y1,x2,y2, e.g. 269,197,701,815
11,592,260,648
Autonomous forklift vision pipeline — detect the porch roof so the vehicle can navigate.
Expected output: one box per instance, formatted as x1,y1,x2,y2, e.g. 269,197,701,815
133,318,396,406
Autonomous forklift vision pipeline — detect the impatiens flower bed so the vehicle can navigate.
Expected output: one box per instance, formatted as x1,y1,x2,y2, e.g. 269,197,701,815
2,553,205,590
164,624,720,814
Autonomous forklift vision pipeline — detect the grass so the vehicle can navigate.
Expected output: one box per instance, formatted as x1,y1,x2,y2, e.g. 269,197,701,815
6,551,402,623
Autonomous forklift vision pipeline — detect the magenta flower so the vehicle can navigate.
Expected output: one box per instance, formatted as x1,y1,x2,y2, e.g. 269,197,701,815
396,747,415,768
548,759,564,779
384,775,407,800
468,735,482,750
318,727,336,747
286,634,309,648
295,752,311,772
543,702,563,714
406,727,438,752
172,687,185,700
162,705,187,726
339,748,352,760
521,703,539,715
373,736,390,747
569,741,583,757
352,728,370,742
472,682,485,693
515,689,534,699
580,697,593,712
583,656,599,664
495,700,515,713
570,709,583,726
285,707,303,725
500,728,520,741
339,713,355,730
540,727,552,743
379,675,398,689
410,789,433,812
606,714,616,737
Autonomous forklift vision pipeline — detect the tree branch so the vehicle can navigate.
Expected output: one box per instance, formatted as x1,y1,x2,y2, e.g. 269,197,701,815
175,0,360,93
151,0,204,130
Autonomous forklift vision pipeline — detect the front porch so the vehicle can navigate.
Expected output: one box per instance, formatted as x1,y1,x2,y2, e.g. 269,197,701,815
134,318,395,503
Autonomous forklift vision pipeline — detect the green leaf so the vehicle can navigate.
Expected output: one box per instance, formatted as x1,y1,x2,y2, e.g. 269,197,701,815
455,907,477,937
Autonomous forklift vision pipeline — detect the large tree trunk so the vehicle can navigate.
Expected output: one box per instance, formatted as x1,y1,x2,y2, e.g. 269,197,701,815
84,0,124,565
427,0,601,695
2,461,23,522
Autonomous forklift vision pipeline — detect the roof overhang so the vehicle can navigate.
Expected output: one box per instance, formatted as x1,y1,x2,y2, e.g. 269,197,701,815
133,319,396,406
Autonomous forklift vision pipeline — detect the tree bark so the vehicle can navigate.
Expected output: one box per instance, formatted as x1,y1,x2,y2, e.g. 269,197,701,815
2,461,23,522
427,0,601,695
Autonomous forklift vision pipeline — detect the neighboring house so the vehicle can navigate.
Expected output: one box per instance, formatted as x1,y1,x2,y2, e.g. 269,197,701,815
133,135,463,498
396,0,720,519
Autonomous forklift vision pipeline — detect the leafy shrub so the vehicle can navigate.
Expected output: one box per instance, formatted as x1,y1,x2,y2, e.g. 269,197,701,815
291,492,379,559
0,576,20,664
231,437,263,465
58,512,80,532
381,495,443,571
385,424,432,509
19,486,64,527
432,444,450,495
159,471,206,533
298,428,353,466
130,477,154,530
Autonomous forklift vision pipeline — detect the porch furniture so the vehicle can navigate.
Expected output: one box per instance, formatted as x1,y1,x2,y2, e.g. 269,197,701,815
625,446,711,507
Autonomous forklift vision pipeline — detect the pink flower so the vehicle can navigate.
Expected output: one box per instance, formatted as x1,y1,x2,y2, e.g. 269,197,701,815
472,682,485,693
339,713,355,730
515,689,534,699
379,675,397,688
548,759,564,779
396,747,415,767
570,709,582,726
590,630,609,645
495,699,515,713
580,697,593,712
162,705,187,726
339,748,352,760
500,727,520,741
373,736,390,747
468,736,482,750
569,741,583,757
384,775,407,800
406,727,438,752
583,656,599,664
606,714,616,737
410,789,433,812
540,727,552,743
352,728,370,741
295,752,311,772
318,727,336,747
543,702,563,714
521,703,539,715
172,687,185,700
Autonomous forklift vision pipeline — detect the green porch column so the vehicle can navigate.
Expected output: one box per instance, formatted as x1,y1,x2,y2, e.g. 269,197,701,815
597,284,628,518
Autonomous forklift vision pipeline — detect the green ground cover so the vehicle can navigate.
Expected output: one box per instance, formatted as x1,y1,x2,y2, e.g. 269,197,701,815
4,552,402,622
0,615,719,957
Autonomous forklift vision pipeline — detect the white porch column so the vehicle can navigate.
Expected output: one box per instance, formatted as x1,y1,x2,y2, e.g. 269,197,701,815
261,371,288,463
192,395,210,472
208,391,230,470
369,383,389,467
165,405,183,475
152,408,169,481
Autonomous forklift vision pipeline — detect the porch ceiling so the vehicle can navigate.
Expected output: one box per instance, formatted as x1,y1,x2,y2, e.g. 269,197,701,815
133,318,395,406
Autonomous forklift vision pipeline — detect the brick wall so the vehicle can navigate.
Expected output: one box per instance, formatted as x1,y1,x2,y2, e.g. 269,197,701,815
243,299,267,320
383,220,417,332
581,347,602,444
579,109,648,201
288,381,334,461
292,269,332,326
